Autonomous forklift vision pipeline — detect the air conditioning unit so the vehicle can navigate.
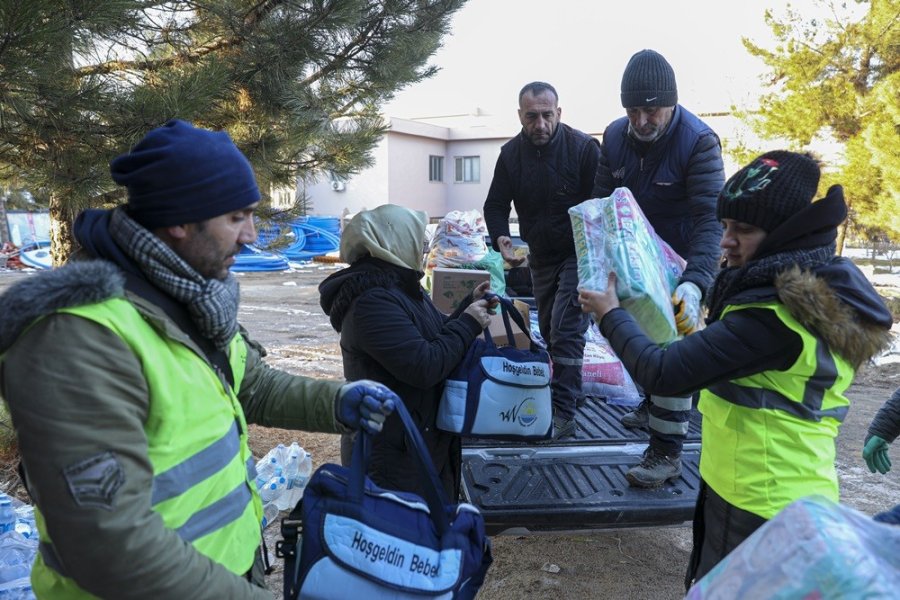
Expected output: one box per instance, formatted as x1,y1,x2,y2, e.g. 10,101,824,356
330,180,345,192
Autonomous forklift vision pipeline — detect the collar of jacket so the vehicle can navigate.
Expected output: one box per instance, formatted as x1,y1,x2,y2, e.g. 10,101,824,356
624,105,681,153
0,260,125,354
519,121,565,157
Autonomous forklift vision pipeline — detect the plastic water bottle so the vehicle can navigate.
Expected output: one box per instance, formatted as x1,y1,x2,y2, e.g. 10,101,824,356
258,476,287,504
275,446,313,510
275,444,301,510
261,502,280,530
13,505,35,540
296,451,313,494
0,495,15,534
255,456,281,489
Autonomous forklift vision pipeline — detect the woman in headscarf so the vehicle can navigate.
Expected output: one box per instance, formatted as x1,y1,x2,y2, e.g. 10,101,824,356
319,205,496,500
578,151,893,589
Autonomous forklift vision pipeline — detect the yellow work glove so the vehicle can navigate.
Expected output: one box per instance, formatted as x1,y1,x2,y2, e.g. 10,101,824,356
672,282,702,336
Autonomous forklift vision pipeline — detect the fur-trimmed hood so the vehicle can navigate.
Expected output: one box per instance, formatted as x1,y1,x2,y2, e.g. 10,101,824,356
0,260,125,354
774,258,893,368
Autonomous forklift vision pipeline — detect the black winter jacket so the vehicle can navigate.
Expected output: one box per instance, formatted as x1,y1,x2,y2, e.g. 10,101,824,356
868,387,900,444
318,257,483,499
483,123,601,268
592,106,725,296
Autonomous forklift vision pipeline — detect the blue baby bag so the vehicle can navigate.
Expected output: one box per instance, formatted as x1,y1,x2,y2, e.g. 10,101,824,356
437,295,552,441
278,397,493,599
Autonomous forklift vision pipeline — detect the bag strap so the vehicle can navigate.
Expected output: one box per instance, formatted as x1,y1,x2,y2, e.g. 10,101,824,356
348,397,452,536
482,294,534,350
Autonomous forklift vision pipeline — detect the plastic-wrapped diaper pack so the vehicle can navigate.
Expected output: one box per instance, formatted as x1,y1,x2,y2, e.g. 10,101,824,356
569,187,685,345
686,496,900,599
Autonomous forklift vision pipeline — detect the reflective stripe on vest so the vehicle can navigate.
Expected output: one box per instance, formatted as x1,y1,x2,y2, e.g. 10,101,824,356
698,300,853,520
31,297,262,598
707,336,849,423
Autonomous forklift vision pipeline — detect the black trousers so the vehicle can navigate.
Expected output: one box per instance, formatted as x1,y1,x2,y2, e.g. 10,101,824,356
685,480,768,591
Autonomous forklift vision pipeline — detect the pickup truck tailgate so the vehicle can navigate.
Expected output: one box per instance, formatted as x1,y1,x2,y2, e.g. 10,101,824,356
461,400,703,535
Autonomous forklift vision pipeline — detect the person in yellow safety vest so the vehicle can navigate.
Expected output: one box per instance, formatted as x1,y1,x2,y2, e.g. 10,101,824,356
0,120,399,599
578,150,893,592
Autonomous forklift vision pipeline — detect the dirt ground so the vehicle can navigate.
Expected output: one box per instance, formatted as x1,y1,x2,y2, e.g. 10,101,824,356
1,264,898,599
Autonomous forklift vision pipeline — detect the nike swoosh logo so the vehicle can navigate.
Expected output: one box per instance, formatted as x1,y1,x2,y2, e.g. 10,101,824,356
645,97,657,103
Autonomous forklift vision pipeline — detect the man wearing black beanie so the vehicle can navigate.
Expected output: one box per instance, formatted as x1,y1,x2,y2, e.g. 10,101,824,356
0,120,400,598
592,49,726,487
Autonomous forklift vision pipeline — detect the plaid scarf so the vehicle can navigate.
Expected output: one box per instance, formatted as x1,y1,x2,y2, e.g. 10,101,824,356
109,207,240,350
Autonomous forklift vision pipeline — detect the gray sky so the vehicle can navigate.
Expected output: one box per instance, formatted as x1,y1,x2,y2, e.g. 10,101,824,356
384,0,852,133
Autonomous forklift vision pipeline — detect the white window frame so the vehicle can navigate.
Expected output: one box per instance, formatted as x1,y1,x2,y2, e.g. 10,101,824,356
454,156,480,183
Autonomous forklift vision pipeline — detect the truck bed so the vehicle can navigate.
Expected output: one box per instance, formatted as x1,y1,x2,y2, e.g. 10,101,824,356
460,399,702,535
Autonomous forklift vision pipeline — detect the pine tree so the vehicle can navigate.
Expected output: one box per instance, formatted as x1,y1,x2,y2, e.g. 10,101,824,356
735,0,899,246
0,0,466,263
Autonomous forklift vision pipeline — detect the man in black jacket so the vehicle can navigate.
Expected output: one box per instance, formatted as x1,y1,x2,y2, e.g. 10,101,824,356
483,82,601,439
592,50,726,487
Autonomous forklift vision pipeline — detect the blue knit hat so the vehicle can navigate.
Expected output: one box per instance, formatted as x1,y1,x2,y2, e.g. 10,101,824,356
111,120,261,229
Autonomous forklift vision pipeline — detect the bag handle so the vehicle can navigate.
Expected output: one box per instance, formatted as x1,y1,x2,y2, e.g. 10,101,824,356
482,294,533,349
348,397,452,536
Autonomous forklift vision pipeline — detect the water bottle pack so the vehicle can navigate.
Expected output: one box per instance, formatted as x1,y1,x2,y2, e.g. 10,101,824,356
0,492,38,599
253,442,313,527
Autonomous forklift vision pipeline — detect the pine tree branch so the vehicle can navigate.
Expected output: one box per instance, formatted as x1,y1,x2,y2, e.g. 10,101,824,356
73,0,284,76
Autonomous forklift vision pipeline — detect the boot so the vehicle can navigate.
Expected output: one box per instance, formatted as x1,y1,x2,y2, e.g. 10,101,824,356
620,399,649,429
551,415,577,440
626,447,682,488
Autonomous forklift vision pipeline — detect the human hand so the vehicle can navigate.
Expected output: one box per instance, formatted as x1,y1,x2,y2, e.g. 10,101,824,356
578,271,619,318
497,236,526,267
337,380,398,434
863,435,892,474
672,282,702,335
464,299,493,329
474,284,500,314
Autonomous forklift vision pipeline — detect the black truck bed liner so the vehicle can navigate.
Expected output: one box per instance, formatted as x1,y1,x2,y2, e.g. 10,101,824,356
461,400,703,535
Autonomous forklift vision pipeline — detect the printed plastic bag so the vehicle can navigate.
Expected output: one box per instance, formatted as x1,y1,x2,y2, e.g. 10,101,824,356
425,210,507,296
569,187,685,345
425,210,489,271
582,323,641,406
686,496,900,599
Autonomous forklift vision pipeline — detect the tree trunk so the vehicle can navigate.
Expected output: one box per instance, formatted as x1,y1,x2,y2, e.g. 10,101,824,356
0,197,9,246
836,220,847,256
48,194,80,266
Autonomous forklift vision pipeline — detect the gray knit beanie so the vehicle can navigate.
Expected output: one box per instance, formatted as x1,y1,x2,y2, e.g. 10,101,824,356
620,49,678,108
716,151,821,233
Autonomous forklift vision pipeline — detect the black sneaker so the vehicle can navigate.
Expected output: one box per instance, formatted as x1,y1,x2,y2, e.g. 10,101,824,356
625,447,682,488
620,399,649,429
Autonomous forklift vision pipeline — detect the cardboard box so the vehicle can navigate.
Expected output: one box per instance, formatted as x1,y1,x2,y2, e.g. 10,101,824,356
487,299,532,349
430,267,491,313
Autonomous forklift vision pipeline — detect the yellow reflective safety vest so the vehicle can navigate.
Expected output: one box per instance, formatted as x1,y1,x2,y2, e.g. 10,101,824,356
698,300,854,520
32,297,263,598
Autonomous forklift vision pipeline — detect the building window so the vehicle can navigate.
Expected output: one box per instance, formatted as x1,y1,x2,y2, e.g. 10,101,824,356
429,155,443,182
454,156,480,183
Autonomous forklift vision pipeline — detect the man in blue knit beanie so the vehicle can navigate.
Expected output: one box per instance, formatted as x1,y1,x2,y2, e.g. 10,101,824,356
0,119,399,598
